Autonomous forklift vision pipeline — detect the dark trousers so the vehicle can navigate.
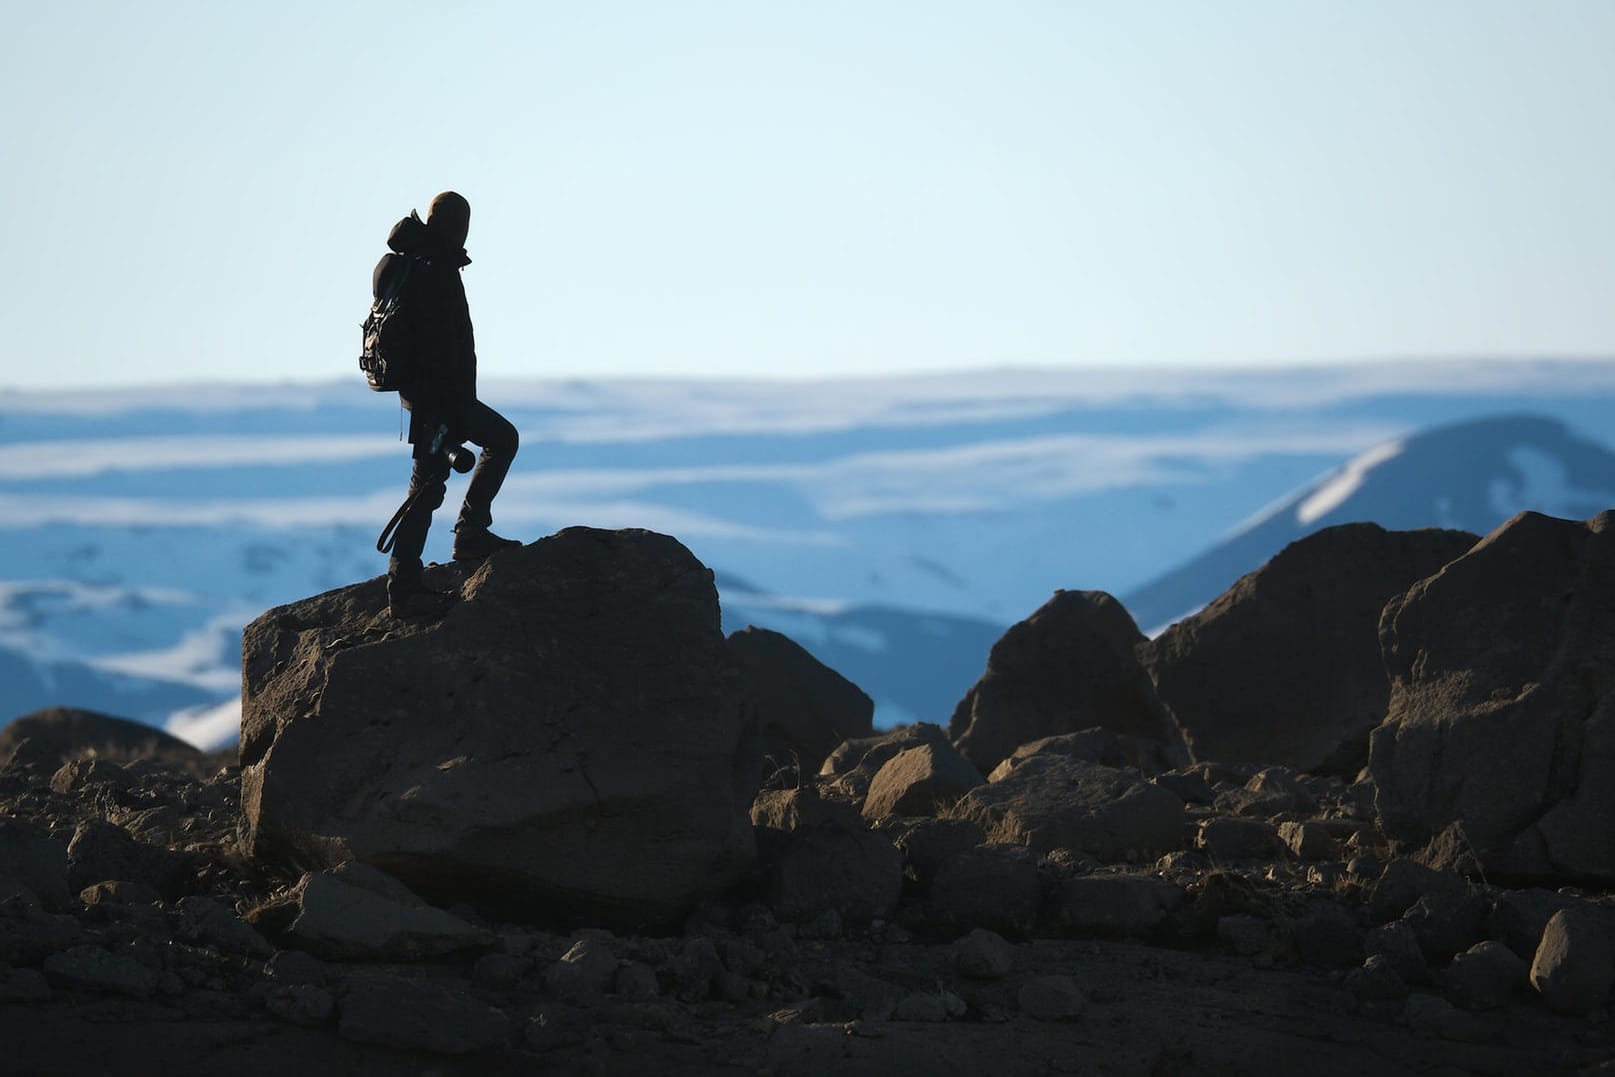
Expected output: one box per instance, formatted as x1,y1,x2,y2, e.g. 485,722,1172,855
388,400,519,581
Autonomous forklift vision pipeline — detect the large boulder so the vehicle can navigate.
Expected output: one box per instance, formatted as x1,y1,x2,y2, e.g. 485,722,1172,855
948,590,1183,776
0,707,203,771
1142,524,1476,775
240,527,762,927
727,626,873,776
1371,511,1615,883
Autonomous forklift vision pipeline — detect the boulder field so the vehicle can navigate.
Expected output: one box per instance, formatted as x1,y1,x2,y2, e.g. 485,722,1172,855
0,515,1611,1074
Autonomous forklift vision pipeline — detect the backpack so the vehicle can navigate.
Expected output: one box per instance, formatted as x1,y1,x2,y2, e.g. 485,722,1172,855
358,255,419,392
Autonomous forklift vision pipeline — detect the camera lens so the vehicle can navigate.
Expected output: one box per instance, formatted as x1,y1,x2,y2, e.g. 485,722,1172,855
445,445,475,474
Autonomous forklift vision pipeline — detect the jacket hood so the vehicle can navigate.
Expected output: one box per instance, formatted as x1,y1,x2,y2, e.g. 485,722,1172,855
386,211,471,266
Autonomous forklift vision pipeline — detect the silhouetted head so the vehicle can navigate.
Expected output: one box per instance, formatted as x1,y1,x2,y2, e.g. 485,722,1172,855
427,191,471,250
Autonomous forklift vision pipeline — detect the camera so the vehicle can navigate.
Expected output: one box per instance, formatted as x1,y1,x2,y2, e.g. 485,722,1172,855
443,444,475,474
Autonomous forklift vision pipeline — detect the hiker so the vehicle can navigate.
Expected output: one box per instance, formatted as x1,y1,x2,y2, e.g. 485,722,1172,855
374,191,520,618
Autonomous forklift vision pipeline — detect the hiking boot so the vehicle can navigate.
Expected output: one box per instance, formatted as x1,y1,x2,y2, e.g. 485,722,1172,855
452,525,522,563
388,576,456,620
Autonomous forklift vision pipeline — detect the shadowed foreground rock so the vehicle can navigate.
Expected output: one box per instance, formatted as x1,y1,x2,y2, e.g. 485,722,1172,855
1142,523,1477,776
239,527,761,927
1372,511,1615,882
728,625,874,776
948,590,1183,775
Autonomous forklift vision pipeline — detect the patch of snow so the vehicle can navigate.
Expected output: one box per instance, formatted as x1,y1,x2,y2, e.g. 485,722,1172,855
87,612,247,693
1295,439,1405,525
1488,446,1615,519
165,697,241,750
0,435,398,479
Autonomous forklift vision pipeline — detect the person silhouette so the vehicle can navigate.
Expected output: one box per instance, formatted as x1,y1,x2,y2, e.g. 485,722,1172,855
372,191,520,617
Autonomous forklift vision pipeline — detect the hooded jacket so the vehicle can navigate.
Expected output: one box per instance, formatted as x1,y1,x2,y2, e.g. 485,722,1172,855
373,212,477,451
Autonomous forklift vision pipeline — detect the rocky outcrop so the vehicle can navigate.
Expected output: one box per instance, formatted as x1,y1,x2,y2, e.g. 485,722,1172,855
0,707,203,772
1371,511,1615,883
860,742,983,820
239,527,761,927
728,626,873,776
1141,524,1477,776
949,755,1185,860
948,590,1183,775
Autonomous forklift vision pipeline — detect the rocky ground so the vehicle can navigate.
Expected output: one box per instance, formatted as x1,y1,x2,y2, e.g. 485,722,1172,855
7,514,1615,1076
0,732,1610,1077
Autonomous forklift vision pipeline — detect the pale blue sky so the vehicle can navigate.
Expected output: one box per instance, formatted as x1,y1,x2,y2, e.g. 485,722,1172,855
3,1,1611,390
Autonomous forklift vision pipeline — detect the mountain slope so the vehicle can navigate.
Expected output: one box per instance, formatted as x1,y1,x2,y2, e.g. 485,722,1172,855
1122,414,1615,632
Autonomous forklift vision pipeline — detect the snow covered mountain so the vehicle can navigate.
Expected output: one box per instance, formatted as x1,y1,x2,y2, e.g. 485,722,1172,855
1121,414,1615,632
2,360,1613,747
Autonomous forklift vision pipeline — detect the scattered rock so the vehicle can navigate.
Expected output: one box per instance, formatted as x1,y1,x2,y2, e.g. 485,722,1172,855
1368,859,1465,924
42,944,160,999
0,819,70,909
240,528,762,928
79,880,163,906
1196,818,1282,861
1050,874,1185,938
281,862,492,961
1529,905,1615,1014
729,626,874,776
819,723,952,802
1291,900,1363,968
926,843,1041,937
1372,511,1615,882
66,819,196,900
1344,953,1408,1004
1017,974,1087,1021
751,785,864,832
1142,523,1475,775
0,966,49,1002
767,821,903,925
950,756,1185,861
950,590,1183,775
1442,940,1526,1011
544,937,621,1000
952,927,1015,980
988,728,1165,781
886,816,986,889
1278,821,1341,861
861,742,984,820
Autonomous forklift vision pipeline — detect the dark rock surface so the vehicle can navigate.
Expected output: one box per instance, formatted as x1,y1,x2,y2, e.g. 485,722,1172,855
728,626,874,777
948,590,1183,775
239,527,761,927
1372,510,1615,882
1141,523,1477,775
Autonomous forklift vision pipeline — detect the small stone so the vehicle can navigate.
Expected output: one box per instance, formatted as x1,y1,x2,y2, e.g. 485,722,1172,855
1442,940,1526,1011
1017,975,1086,1022
78,880,163,906
1369,859,1463,924
544,937,620,1000
1344,953,1407,1003
1278,821,1340,861
892,991,950,1022
953,927,1014,980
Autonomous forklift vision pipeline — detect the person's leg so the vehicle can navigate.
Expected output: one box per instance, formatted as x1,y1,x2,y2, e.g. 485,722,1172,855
388,453,453,614
452,401,521,559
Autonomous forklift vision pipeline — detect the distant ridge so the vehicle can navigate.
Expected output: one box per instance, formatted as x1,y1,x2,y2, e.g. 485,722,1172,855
1123,414,1615,633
